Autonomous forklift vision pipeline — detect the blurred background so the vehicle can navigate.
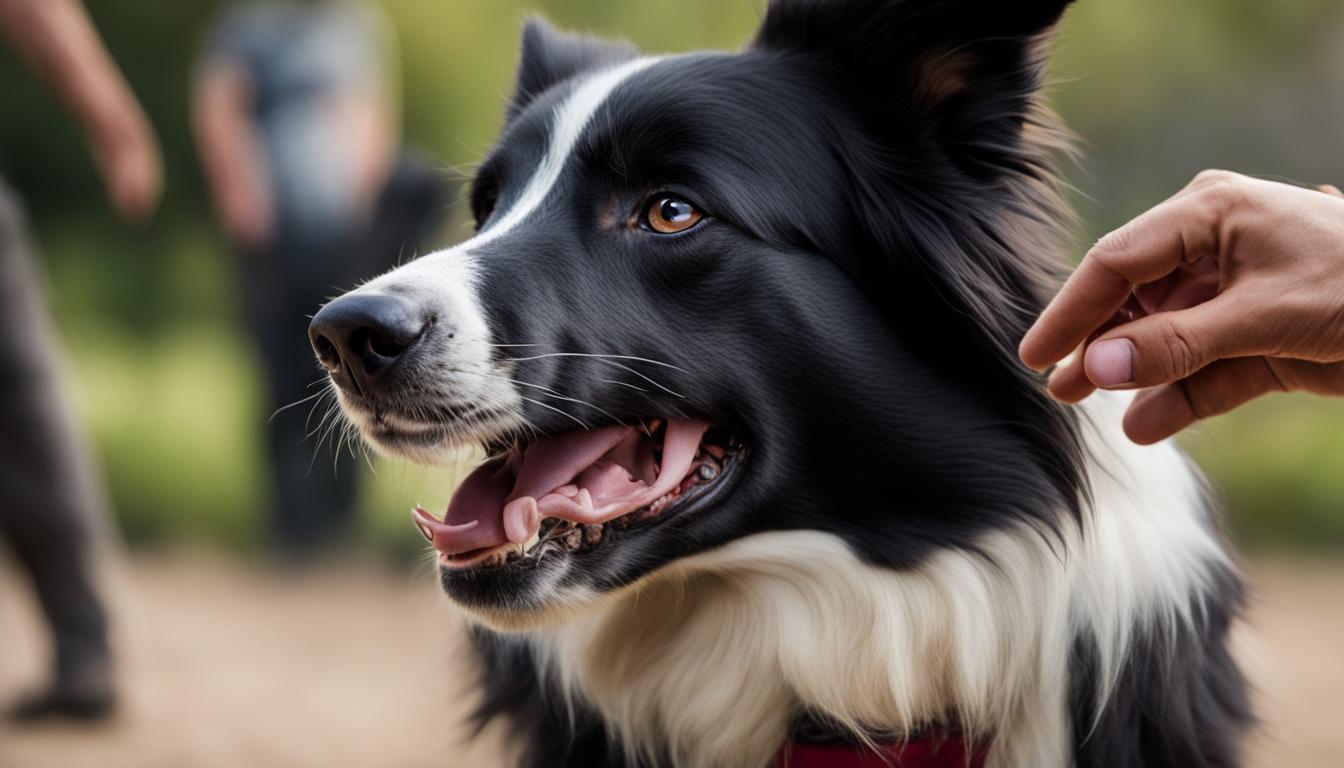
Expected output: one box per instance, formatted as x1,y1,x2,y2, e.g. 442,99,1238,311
0,0,1341,766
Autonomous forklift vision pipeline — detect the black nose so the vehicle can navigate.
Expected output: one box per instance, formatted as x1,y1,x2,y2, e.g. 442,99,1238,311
309,293,426,395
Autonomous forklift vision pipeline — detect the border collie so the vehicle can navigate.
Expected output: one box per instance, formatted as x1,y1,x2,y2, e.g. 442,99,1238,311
308,1,1250,765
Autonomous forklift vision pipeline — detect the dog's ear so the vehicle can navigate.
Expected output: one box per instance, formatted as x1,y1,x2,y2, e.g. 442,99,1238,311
753,0,1074,175
508,17,638,122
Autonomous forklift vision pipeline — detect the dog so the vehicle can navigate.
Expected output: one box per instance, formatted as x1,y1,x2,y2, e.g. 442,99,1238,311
308,1,1251,765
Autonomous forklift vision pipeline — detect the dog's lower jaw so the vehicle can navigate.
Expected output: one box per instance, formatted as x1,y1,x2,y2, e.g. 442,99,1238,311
508,393,1235,768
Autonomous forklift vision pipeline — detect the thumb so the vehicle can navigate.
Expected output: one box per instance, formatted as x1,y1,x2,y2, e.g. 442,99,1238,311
1082,298,1246,389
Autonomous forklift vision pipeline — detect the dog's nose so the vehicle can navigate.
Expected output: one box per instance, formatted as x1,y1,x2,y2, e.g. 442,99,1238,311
309,293,426,395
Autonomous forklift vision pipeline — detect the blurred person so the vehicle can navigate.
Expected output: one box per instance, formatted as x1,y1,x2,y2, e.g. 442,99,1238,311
1021,171,1344,443
0,0,162,720
193,0,448,557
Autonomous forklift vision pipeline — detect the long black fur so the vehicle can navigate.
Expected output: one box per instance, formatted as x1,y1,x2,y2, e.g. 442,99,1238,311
1070,549,1251,766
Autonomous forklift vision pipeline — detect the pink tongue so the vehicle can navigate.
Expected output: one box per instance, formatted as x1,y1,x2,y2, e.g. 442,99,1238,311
415,420,710,558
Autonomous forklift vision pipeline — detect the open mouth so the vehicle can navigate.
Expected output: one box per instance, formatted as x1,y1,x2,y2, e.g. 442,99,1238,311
412,419,744,570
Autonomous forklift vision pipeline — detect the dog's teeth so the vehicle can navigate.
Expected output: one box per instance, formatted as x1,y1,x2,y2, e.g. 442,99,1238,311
563,529,583,549
697,464,718,482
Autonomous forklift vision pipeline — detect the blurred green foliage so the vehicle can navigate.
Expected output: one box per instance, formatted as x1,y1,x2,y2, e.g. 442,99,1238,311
0,0,1341,558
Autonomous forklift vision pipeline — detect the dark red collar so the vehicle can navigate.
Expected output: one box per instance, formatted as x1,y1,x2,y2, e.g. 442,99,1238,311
777,733,986,768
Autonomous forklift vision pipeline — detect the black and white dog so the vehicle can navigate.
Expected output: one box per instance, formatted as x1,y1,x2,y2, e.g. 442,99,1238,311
309,1,1250,765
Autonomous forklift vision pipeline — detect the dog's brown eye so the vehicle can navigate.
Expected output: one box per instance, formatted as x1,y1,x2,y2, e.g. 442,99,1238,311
643,196,703,234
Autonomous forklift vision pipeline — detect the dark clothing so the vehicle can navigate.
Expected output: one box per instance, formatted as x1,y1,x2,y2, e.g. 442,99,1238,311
242,154,450,553
243,232,358,551
205,1,447,554
0,178,111,698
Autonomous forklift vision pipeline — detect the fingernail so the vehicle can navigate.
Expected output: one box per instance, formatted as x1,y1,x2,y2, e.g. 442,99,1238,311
1085,339,1135,387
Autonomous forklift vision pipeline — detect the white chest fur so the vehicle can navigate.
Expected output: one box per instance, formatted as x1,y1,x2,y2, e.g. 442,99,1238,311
528,393,1231,768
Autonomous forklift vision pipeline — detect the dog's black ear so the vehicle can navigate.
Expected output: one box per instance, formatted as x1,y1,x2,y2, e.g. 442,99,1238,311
753,0,1074,174
508,17,637,122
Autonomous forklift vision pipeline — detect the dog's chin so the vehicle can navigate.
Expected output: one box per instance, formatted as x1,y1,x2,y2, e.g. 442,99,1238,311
362,423,474,466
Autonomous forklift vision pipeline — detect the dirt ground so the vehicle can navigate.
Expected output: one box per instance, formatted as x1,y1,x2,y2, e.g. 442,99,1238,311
0,554,1341,768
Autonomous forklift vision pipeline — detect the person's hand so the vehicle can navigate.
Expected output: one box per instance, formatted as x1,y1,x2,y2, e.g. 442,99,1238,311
215,164,274,249
191,62,274,250
1019,170,1344,444
87,99,162,222
0,0,163,222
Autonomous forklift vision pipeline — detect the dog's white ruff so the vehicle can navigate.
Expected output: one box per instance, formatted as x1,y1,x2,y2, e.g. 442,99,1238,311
527,391,1228,768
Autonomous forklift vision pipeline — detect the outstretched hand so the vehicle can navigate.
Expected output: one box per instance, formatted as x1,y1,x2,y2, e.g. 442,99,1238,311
0,0,162,223
88,100,162,223
1020,170,1344,444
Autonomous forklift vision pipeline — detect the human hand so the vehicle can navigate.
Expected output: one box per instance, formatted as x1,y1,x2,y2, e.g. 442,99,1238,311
0,0,162,221
191,62,274,249
1019,170,1344,444
88,99,162,222
215,166,274,249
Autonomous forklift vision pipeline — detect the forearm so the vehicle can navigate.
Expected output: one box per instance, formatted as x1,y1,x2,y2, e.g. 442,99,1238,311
339,88,396,210
194,73,263,201
0,0,142,140
192,63,272,245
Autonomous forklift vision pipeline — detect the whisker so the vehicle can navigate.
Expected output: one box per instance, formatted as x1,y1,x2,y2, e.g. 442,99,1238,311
517,395,590,431
303,392,333,435
306,398,341,441
454,369,632,429
591,359,685,398
269,391,326,423
308,410,341,478
500,353,684,398
310,396,350,472
503,351,686,372
599,378,648,393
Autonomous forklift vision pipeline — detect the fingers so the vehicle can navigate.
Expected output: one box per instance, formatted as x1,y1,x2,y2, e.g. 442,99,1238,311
107,144,162,222
92,110,163,223
1081,296,1265,389
222,187,274,247
1049,301,1237,401
1122,357,1286,444
1019,192,1220,371
1047,355,1095,403
1320,184,1343,199
1263,358,1344,397
1047,294,1149,402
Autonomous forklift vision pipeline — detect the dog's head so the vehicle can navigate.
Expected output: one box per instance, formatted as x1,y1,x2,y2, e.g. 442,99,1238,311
311,0,1082,626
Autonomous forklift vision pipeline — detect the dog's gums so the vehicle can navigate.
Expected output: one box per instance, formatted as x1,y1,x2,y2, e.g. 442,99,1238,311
413,420,743,570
